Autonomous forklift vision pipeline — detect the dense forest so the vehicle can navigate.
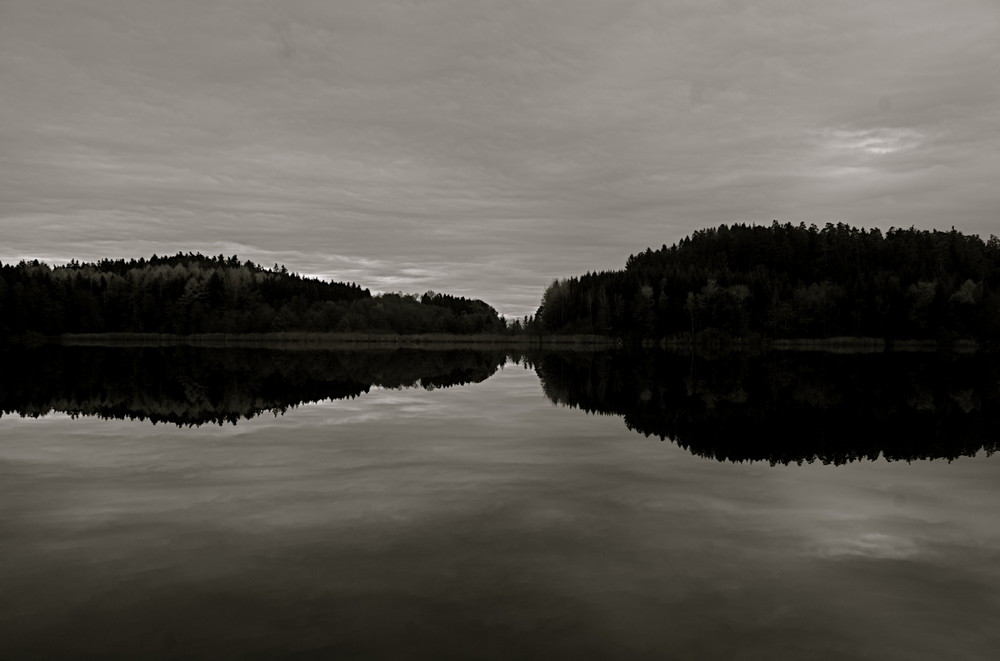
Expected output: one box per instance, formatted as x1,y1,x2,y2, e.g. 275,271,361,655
0,345,509,426
536,223,1000,343
6,224,1000,342
0,253,506,336
531,349,1000,464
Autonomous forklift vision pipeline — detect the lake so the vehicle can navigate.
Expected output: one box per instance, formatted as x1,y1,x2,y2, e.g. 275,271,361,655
1,346,998,660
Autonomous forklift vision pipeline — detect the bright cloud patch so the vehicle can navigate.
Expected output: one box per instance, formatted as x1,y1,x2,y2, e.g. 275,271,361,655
821,128,924,156
815,532,920,561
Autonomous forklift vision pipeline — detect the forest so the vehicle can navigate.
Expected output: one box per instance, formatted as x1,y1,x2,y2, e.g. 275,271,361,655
0,253,506,336
535,222,1000,343
5,224,1000,343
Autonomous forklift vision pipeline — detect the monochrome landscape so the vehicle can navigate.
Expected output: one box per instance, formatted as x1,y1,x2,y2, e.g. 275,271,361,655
2,1,999,659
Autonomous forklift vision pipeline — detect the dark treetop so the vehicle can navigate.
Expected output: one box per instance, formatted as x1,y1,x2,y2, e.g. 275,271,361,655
535,222,1000,343
0,252,506,337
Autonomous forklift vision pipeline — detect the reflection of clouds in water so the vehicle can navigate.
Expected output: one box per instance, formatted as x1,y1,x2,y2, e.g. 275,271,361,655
0,370,551,536
814,532,920,561
240,380,476,425
361,387,473,419
3,363,1000,660
0,411,77,424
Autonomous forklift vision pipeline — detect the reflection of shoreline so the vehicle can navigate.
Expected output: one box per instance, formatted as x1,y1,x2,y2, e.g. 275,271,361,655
0,346,510,426
533,350,1000,465
648,336,983,353
8,332,986,355
51,332,616,349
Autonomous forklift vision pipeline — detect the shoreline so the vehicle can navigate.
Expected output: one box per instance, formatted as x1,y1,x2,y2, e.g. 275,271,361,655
44,332,616,349
1,332,983,353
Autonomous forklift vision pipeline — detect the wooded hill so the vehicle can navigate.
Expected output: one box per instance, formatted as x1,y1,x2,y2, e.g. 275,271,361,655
535,222,1000,343
0,253,506,336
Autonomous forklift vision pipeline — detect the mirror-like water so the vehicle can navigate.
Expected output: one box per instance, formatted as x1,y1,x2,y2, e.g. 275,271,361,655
1,347,998,660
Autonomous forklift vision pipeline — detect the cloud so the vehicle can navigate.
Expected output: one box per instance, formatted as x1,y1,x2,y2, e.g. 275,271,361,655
2,0,999,316
819,128,924,157
815,532,921,561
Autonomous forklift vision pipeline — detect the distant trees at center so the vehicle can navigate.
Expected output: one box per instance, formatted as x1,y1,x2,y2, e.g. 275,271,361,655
336,291,506,334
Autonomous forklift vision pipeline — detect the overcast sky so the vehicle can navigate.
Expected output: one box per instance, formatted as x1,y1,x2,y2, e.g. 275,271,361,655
2,1,998,317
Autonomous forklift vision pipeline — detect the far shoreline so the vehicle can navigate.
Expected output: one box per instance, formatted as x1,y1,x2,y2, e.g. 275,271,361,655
45,331,615,349
3,332,984,353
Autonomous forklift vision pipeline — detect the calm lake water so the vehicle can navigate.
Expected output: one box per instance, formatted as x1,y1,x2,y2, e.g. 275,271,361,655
1,347,999,660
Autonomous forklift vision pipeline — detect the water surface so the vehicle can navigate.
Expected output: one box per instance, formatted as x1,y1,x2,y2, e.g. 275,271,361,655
1,348,998,660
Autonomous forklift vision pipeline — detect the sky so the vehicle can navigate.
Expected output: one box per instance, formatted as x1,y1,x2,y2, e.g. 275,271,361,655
2,0,999,318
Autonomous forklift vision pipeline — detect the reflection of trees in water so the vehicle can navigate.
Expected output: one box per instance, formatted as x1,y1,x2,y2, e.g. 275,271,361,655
531,350,1000,464
0,346,508,426
7,345,998,463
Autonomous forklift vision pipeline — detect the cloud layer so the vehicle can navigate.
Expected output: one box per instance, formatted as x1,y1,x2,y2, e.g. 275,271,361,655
2,0,998,316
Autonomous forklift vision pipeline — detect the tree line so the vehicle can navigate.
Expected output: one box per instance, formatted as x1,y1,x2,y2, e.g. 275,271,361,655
535,222,1000,343
0,252,507,336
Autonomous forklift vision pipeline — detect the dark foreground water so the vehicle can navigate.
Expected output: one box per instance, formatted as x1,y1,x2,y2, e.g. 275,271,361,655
1,347,998,660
